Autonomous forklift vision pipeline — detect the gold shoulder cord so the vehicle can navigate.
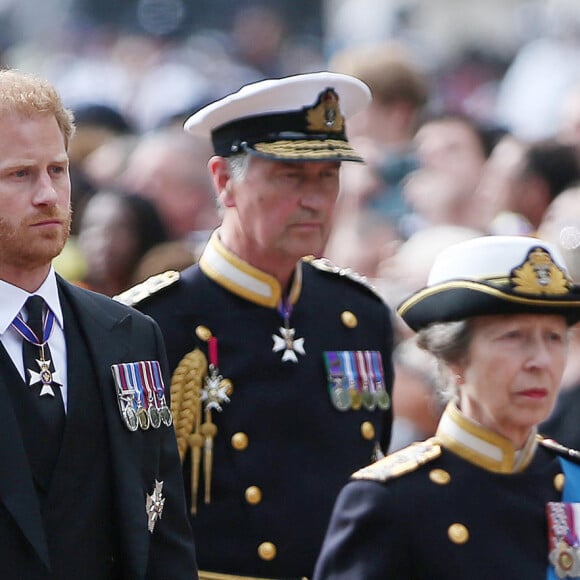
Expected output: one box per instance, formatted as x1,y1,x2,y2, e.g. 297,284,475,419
170,348,208,514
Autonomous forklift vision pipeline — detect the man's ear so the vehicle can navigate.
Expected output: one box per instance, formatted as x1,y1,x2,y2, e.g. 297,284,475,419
208,156,235,207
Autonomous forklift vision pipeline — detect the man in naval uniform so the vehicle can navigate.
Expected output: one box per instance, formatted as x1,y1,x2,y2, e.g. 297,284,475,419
119,72,394,580
0,70,197,578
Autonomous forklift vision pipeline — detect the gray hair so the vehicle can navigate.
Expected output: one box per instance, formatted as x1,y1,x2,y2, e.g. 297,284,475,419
416,320,473,401
226,152,252,181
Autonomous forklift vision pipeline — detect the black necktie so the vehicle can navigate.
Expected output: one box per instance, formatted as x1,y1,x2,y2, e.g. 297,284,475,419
21,295,65,488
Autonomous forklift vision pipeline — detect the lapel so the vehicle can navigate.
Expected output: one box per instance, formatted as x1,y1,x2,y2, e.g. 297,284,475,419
57,278,151,578
0,343,50,568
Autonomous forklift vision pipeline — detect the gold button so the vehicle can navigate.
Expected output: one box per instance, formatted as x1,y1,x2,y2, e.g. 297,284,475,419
195,325,212,341
258,541,277,561
245,486,262,505
448,523,469,544
429,469,451,485
360,421,375,440
231,432,249,451
554,473,565,492
341,311,358,328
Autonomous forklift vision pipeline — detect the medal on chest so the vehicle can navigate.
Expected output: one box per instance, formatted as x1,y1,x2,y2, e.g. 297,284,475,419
12,307,63,398
272,297,305,362
548,501,580,577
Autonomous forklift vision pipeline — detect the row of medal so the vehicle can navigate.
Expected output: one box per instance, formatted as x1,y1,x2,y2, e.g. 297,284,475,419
111,360,173,431
324,350,390,412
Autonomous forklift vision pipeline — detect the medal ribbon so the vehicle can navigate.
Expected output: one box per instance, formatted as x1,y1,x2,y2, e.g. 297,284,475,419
364,351,377,395
143,361,161,410
127,362,148,410
355,351,369,391
150,360,168,405
370,351,384,389
324,351,344,391
12,307,55,347
208,336,218,368
277,297,292,322
138,362,156,409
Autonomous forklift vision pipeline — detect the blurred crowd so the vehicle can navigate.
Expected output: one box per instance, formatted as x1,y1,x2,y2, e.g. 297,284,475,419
4,0,580,451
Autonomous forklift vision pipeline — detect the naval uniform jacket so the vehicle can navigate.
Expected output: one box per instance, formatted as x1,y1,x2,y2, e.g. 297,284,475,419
0,276,197,579
127,232,394,579
313,402,577,580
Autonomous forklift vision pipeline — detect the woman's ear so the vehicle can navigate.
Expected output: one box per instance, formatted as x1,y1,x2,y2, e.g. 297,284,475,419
447,362,465,385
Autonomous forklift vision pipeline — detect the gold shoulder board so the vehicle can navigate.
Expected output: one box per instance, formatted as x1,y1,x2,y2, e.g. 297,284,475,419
304,256,381,298
352,438,442,482
114,270,180,306
538,435,580,463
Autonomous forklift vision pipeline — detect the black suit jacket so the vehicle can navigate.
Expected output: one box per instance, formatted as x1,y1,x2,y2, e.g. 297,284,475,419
0,277,197,579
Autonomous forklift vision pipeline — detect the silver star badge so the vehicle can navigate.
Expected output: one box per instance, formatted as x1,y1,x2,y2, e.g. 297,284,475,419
201,367,231,412
146,480,165,533
272,327,305,363
28,358,63,397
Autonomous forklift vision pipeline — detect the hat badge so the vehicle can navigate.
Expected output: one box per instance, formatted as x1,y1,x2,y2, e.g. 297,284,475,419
306,88,344,133
510,247,572,296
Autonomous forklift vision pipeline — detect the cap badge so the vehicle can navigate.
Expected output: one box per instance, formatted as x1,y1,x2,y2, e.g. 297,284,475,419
306,88,344,133
511,247,572,296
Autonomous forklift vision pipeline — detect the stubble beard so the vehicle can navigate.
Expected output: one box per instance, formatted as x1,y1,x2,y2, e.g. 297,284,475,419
0,209,72,272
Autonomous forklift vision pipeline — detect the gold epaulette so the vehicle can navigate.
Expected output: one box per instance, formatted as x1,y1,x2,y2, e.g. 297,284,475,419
303,256,381,298
352,438,442,482
114,270,180,306
538,435,580,463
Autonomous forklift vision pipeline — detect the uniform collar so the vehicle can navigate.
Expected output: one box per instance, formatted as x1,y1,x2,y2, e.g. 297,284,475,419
0,267,64,335
199,230,302,308
435,402,538,473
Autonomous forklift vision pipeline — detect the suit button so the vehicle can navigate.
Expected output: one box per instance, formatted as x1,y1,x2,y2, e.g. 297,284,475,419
245,486,262,505
360,421,375,440
448,523,469,544
195,325,212,341
231,432,249,451
258,541,277,561
341,311,358,328
429,469,451,485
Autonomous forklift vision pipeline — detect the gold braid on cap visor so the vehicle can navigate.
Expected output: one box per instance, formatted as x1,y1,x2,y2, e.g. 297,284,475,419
252,139,361,159
397,279,580,318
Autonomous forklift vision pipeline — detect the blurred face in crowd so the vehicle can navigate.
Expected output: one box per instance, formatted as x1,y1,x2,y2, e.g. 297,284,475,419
414,118,486,196
0,113,71,288
453,313,568,448
78,192,139,293
211,155,341,281
475,136,526,221
121,136,214,240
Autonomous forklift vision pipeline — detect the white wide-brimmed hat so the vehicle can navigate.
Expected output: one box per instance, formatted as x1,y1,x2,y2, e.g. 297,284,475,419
184,71,371,162
397,235,580,331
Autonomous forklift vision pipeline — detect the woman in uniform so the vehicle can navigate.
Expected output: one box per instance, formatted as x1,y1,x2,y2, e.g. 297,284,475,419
313,235,580,579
